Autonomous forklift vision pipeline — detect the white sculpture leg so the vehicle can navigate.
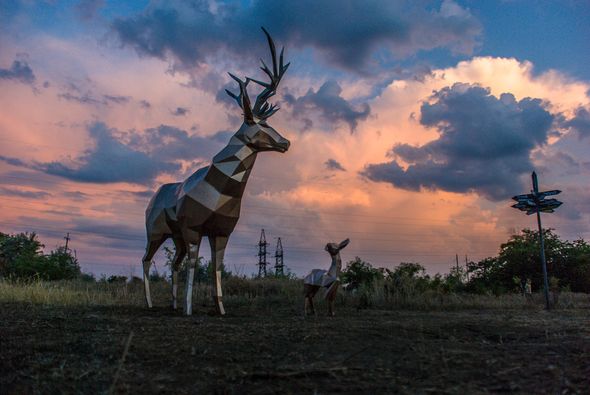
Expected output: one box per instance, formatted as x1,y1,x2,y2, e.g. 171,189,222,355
184,238,200,316
210,236,228,316
142,260,153,309
171,271,178,310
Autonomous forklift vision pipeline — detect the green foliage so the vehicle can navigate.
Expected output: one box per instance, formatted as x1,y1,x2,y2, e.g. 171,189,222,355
0,233,80,281
465,229,590,294
341,256,381,287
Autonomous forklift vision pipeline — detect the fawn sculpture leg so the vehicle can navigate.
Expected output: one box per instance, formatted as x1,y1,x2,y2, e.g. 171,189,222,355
170,238,186,310
184,236,201,316
304,284,319,316
325,280,340,317
209,236,228,315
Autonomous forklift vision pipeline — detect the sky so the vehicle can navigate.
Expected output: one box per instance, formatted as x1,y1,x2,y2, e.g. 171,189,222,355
1,0,589,278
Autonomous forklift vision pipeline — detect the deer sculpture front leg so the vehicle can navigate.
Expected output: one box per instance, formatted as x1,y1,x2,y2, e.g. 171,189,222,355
184,236,201,316
170,237,187,310
209,236,228,315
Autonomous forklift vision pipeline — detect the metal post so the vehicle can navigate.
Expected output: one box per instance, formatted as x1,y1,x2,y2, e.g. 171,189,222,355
532,172,550,310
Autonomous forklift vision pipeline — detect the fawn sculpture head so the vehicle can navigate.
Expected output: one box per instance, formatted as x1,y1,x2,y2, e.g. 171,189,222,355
325,238,350,256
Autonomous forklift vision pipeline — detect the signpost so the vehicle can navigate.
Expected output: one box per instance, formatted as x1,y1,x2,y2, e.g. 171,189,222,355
511,172,563,310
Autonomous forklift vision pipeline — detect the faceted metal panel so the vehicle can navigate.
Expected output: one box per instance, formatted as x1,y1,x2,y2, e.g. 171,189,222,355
141,28,290,315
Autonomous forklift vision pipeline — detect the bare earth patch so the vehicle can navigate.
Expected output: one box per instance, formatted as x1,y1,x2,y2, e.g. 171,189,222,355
1,302,589,393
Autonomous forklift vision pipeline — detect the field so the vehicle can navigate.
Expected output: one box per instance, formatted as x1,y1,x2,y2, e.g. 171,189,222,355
1,279,589,394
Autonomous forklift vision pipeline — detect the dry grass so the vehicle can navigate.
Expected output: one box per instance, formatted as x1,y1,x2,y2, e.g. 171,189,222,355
1,277,588,311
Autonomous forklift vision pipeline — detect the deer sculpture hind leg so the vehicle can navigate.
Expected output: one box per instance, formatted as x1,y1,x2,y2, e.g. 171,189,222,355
170,237,187,310
209,236,228,315
141,237,167,309
184,236,202,316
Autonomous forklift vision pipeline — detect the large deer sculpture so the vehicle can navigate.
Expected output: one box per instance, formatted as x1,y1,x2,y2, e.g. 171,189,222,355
303,239,350,316
142,28,290,316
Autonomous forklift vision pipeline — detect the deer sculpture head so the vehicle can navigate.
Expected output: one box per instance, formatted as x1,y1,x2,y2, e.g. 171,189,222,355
225,27,290,154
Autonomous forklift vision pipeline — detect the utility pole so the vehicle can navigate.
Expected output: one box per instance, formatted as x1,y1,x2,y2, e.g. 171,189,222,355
257,229,269,277
511,171,563,310
64,232,71,251
455,254,459,271
274,237,284,276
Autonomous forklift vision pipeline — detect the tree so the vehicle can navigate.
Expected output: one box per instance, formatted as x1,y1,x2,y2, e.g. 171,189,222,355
466,229,590,294
341,256,381,287
0,232,80,280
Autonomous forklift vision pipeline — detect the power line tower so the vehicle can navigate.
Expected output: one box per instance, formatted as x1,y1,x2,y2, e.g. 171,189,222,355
257,229,269,277
274,237,284,276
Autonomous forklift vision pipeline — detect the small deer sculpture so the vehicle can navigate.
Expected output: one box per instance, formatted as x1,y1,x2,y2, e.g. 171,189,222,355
141,28,290,316
303,239,350,316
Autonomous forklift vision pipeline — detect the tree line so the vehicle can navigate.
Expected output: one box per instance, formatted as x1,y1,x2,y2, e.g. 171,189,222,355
1,229,589,295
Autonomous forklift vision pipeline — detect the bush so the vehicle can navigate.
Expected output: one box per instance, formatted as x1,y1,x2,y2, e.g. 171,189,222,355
0,233,80,281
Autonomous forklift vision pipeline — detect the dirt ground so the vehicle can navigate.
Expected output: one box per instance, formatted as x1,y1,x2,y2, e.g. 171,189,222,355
1,302,589,394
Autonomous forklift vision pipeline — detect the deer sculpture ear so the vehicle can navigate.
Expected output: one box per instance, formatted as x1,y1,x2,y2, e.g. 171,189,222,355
338,238,350,250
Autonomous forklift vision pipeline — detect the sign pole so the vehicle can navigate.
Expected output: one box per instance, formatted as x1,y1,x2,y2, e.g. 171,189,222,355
532,172,551,310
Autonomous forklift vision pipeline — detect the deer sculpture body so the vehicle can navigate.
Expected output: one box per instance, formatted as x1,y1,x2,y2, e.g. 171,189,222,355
303,239,350,316
142,28,290,316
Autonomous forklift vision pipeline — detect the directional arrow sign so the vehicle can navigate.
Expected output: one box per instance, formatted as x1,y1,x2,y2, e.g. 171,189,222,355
538,200,562,210
537,189,561,199
512,193,535,201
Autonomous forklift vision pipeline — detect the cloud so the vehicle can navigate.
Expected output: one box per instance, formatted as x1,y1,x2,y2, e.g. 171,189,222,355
565,107,590,138
103,94,131,105
285,81,370,132
139,99,151,109
0,59,36,85
111,0,481,73
0,187,50,199
57,91,132,106
324,159,346,172
0,122,224,185
362,83,556,200
170,106,189,116
75,0,105,20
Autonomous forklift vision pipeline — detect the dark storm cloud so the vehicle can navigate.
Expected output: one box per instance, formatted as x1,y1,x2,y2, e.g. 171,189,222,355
284,81,370,132
171,107,189,116
325,159,346,172
111,0,481,73
362,83,556,201
139,99,151,109
0,59,36,85
565,107,590,138
0,122,223,185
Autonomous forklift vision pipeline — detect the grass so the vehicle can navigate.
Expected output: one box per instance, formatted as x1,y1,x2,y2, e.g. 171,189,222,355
1,276,588,311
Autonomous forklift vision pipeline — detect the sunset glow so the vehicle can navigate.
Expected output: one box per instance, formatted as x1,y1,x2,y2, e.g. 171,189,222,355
1,1,589,277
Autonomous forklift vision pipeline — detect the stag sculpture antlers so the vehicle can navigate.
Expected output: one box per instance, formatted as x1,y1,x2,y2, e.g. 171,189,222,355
142,28,290,316
303,239,350,316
